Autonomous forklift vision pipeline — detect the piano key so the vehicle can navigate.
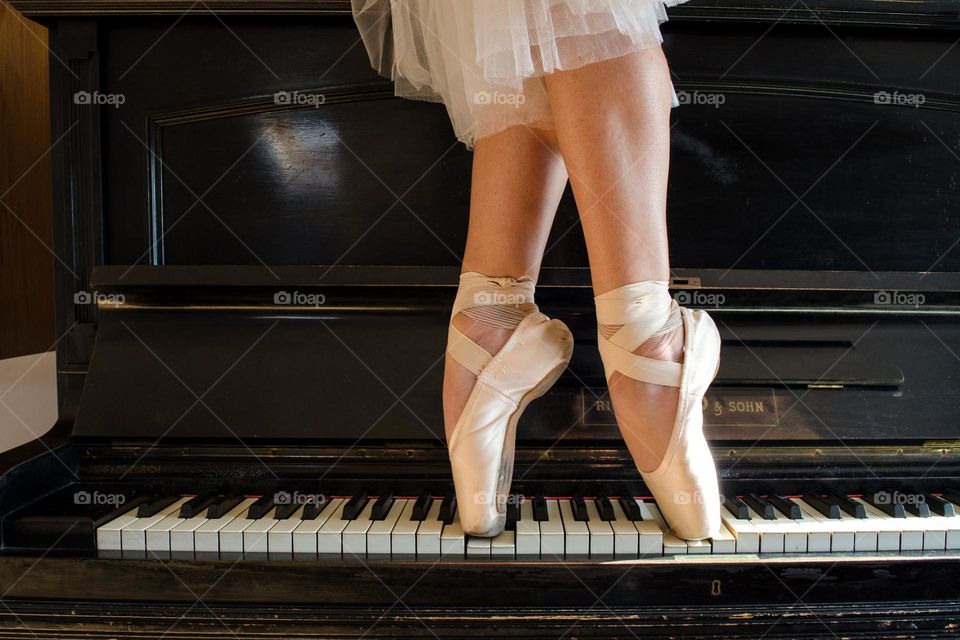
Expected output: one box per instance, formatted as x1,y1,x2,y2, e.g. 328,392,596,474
627,500,665,556
370,492,396,521
212,503,260,556
902,493,931,518
121,497,190,557
719,507,760,554
743,494,776,520
825,491,866,519
583,499,614,557
438,493,457,525
466,535,491,558
940,490,960,508
852,498,908,551
490,529,516,557
145,509,190,557
341,491,370,521
925,494,956,517
292,498,343,556
368,498,406,556
617,495,644,521
241,507,280,556
532,495,548,522
607,499,639,557
206,495,245,519
267,505,305,557
862,492,907,518
802,492,841,519
95,497,153,553
192,497,257,556
595,495,616,521
410,492,432,521
416,500,443,556
784,499,831,553
794,498,853,553
317,499,352,555
539,500,565,558
274,502,301,520
558,498,590,557
440,512,466,556
723,495,751,520
767,494,803,520
136,496,181,518
168,501,230,558
708,520,737,554
505,494,520,531
643,503,686,555
390,500,419,557
341,500,376,556
178,494,217,519
570,495,590,522
515,499,540,557
246,495,276,520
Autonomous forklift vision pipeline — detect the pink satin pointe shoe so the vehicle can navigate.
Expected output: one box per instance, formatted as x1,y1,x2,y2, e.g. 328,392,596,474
596,282,723,540
446,273,573,537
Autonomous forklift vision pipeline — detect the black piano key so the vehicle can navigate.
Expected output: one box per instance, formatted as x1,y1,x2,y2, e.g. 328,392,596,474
905,500,931,518
939,490,960,508
825,490,866,518
178,494,217,519
723,495,751,520
370,492,396,521
802,492,841,519
767,494,803,520
246,495,276,520
410,492,432,521
744,494,776,520
342,491,370,521
92,496,152,527
438,493,457,525
206,495,244,519
300,496,329,520
862,492,906,518
532,495,548,522
274,502,301,520
595,495,615,521
505,495,520,531
570,495,590,522
925,494,956,517
136,496,180,518
618,496,644,521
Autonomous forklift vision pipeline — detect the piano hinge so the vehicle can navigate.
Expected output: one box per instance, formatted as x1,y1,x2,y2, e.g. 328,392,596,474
807,384,843,389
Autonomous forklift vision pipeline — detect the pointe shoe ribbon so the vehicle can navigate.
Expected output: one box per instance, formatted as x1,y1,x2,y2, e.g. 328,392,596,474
446,272,573,537
595,281,722,540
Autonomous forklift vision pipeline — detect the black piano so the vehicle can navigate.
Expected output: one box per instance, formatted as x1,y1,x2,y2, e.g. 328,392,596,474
3,0,960,636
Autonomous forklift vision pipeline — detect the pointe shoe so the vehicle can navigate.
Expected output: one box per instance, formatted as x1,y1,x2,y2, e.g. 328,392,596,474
446,312,573,537
597,291,722,540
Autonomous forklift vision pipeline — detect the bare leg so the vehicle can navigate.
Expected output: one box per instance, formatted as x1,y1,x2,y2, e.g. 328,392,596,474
544,47,682,472
443,125,568,442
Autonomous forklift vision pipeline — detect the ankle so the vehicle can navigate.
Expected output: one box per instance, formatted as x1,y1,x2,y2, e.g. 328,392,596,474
633,324,685,364
452,312,517,356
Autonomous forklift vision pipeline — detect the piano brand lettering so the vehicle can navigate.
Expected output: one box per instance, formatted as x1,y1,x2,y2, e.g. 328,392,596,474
674,290,725,307
874,290,925,306
73,90,125,108
706,399,767,416
273,91,326,108
73,290,125,306
73,490,125,507
874,91,926,108
473,90,526,107
273,290,326,306
676,90,725,108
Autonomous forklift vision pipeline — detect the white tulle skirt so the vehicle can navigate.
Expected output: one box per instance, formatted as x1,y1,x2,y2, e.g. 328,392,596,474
351,0,688,149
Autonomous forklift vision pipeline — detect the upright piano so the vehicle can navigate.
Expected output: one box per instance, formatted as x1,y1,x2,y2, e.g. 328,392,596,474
3,0,960,636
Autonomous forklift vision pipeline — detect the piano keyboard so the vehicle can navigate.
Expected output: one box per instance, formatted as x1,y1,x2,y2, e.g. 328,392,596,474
95,491,960,560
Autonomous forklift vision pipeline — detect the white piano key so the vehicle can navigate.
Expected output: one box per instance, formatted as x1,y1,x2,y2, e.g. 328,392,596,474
708,520,737,554
785,499,831,553
763,505,808,553
515,499,540,557
120,498,190,557
440,513,466,556
719,508,760,554
191,498,257,555
583,499,614,557
631,500,665,556
317,499,352,555
644,503,686,555
342,500,376,556
746,507,785,553
242,507,281,555
466,535,492,558
213,505,260,555
292,499,343,556
558,500,590,557
145,510,189,556
795,499,854,553
97,504,144,552
854,498,916,551
686,538,712,554
540,500,565,558
368,499,407,557
490,529,516,557
390,500,419,557
415,500,443,556
267,506,306,556
607,500,639,558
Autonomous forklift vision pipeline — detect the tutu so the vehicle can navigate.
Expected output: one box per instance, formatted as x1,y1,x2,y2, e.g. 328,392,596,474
351,0,688,149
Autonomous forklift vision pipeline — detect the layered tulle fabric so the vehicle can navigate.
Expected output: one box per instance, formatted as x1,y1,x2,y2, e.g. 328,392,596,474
351,0,688,149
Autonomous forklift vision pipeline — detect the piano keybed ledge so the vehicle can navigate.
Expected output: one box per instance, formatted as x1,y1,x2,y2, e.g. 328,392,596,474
96,492,960,560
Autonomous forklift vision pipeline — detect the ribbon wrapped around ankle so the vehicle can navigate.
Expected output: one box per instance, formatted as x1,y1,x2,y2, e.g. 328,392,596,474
594,280,681,387
451,271,537,318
